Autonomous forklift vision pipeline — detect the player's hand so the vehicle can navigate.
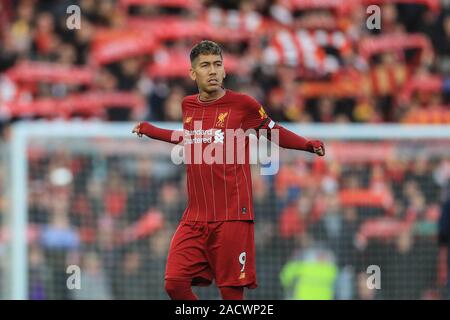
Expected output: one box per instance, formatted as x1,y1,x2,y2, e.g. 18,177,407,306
132,122,154,138
307,140,325,156
132,122,144,137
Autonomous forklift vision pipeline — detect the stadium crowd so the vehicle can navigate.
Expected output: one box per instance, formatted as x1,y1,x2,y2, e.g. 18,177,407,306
0,0,449,299
0,0,449,133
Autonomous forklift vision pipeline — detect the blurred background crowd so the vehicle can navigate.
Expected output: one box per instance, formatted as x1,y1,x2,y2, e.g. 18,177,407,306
0,0,449,133
0,0,450,300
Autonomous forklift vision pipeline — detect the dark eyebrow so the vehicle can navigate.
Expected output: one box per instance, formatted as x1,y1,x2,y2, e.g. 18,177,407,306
199,60,222,65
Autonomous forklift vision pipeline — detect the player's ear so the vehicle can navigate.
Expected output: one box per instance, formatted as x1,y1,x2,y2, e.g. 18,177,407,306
189,67,196,81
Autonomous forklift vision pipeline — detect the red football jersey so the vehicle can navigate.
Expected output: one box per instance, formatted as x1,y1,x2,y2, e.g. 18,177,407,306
180,89,274,222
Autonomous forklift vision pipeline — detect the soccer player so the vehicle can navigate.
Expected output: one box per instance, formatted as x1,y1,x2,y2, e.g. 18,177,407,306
132,40,325,300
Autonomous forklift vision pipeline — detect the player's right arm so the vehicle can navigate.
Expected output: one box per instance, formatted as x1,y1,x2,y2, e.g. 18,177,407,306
132,122,184,145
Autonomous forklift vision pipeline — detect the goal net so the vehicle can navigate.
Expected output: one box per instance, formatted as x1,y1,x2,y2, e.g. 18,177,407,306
2,121,449,299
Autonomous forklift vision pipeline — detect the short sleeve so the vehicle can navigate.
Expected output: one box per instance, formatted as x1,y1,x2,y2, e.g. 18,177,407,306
241,94,275,131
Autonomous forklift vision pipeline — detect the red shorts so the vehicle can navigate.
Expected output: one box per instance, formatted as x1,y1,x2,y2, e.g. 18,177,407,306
165,220,257,289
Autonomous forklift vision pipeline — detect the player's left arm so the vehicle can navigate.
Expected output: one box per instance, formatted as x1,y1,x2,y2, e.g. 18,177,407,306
242,95,325,156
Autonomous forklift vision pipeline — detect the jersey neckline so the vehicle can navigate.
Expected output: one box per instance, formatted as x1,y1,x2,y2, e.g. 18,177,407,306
196,88,228,105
